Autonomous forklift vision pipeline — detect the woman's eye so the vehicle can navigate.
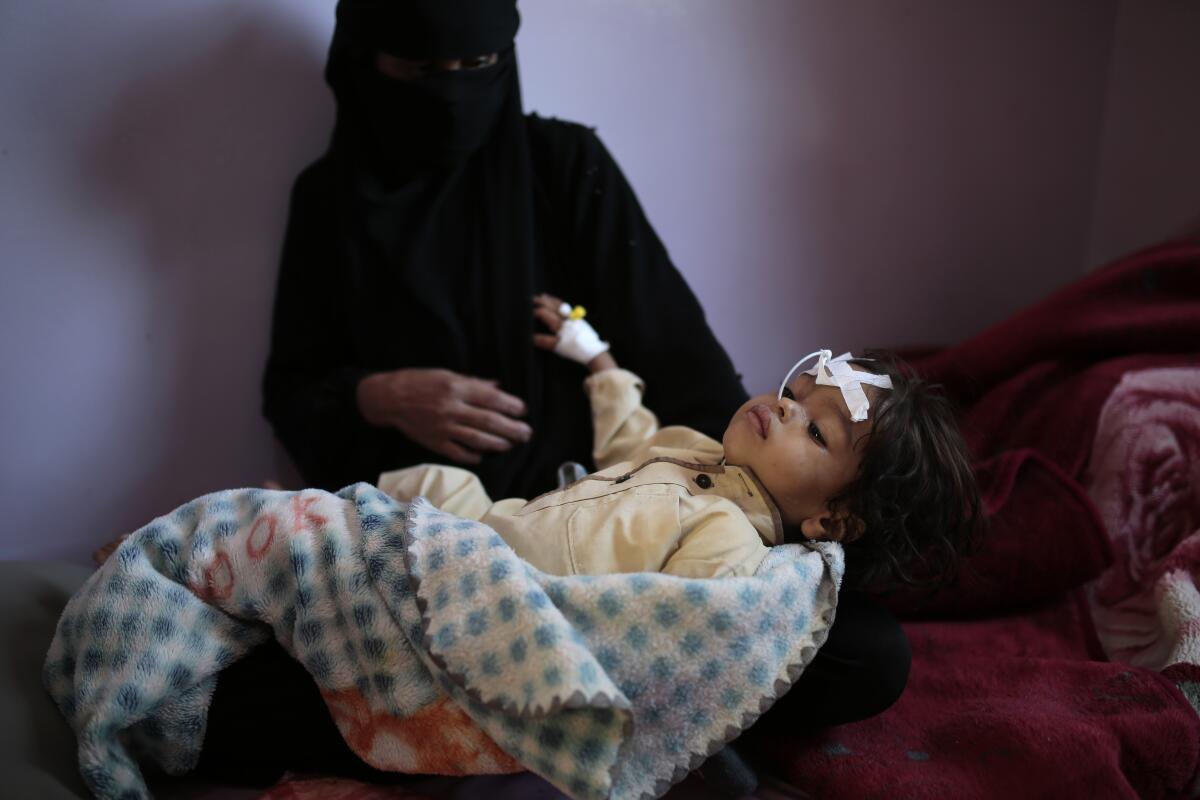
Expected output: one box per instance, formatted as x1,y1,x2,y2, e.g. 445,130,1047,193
808,421,826,447
781,387,795,401
465,54,498,69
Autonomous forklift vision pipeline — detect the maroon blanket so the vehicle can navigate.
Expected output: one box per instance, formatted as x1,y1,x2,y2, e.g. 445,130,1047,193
747,239,1200,798
751,594,1198,799
911,239,1200,479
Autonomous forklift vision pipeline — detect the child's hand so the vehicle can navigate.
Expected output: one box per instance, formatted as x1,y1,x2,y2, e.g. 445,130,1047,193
532,294,617,373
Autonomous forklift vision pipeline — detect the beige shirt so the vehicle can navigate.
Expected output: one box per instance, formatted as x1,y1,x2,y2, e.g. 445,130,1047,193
378,369,784,579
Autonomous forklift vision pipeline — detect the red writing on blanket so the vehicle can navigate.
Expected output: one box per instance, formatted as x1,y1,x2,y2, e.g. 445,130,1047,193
195,551,234,602
245,494,327,565
291,493,329,532
321,687,522,776
247,515,278,561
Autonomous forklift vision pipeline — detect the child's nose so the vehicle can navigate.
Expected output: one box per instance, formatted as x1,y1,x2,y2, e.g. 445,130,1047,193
778,397,809,426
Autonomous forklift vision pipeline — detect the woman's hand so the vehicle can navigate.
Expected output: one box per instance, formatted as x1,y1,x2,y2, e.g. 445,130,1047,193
356,368,532,465
532,294,617,373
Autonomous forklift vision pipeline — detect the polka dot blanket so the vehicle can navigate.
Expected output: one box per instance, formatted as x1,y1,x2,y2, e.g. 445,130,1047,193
43,483,842,800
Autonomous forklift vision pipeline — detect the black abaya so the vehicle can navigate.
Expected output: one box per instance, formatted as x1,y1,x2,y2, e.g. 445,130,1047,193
262,1,747,498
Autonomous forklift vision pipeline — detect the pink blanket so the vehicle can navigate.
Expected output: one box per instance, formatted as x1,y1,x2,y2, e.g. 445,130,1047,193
1087,368,1200,674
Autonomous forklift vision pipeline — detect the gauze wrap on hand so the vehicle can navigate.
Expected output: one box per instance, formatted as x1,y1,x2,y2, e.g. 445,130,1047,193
554,303,610,365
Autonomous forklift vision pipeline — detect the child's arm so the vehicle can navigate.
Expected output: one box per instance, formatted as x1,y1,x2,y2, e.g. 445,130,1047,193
583,367,659,469
533,294,659,469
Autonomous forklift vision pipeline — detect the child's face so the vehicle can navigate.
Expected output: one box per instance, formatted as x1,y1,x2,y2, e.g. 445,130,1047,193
722,369,875,541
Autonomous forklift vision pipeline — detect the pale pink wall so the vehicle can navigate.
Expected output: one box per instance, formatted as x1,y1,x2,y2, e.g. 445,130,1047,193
0,2,334,561
519,1,1118,388
1,1,1175,562
1088,1,1200,267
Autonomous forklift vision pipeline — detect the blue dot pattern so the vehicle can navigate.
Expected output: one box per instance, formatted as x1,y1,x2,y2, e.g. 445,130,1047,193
43,488,842,800
390,499,842,800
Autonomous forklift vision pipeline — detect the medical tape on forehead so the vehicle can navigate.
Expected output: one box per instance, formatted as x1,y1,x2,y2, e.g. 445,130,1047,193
778,349,894,422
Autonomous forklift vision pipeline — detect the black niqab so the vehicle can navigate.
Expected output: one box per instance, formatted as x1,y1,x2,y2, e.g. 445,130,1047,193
264,0,748,498
330,0,520,174
336,0,520,61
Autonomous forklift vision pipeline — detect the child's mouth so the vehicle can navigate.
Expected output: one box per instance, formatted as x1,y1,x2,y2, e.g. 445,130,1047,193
748,404,772,439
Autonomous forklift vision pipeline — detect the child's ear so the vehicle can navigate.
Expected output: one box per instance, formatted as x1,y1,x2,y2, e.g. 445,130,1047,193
799,509,864,543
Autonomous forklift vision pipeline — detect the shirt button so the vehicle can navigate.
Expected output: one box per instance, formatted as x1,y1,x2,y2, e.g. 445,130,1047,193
694,474,713,490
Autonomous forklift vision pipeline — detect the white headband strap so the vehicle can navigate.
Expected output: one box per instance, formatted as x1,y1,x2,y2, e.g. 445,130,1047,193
778,349,893,422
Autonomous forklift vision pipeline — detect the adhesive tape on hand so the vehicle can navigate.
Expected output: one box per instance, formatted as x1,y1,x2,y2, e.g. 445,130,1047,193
555,317,610,365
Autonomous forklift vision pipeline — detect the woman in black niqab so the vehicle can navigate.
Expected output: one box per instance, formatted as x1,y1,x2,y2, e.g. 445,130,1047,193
234,5,909,789
263,0,747,499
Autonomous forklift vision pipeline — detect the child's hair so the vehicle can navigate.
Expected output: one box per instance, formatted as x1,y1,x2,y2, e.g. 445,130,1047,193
828,351,983,592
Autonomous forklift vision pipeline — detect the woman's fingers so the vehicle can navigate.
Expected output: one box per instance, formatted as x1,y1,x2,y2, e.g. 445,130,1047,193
456,403,532,444
409,424,483,465
366,368,537,465
448,423,514,454
461,378,528,419
533,333,558,351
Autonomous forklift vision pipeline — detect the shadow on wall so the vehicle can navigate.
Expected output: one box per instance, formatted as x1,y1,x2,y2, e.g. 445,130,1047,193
75,8,329,556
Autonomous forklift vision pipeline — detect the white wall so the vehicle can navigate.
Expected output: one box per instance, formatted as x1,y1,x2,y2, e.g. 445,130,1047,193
1,2,335,560
0,1,1142,560
1088,1,1200,267
518,0,1118,382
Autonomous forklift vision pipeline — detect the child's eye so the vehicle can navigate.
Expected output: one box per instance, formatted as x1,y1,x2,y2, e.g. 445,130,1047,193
781,387,796,401
808,421,826,447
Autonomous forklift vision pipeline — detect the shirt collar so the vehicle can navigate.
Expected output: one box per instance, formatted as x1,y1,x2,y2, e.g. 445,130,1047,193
711,464,785,546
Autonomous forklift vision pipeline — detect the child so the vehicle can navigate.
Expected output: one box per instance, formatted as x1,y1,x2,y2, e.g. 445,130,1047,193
379,294,980,588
